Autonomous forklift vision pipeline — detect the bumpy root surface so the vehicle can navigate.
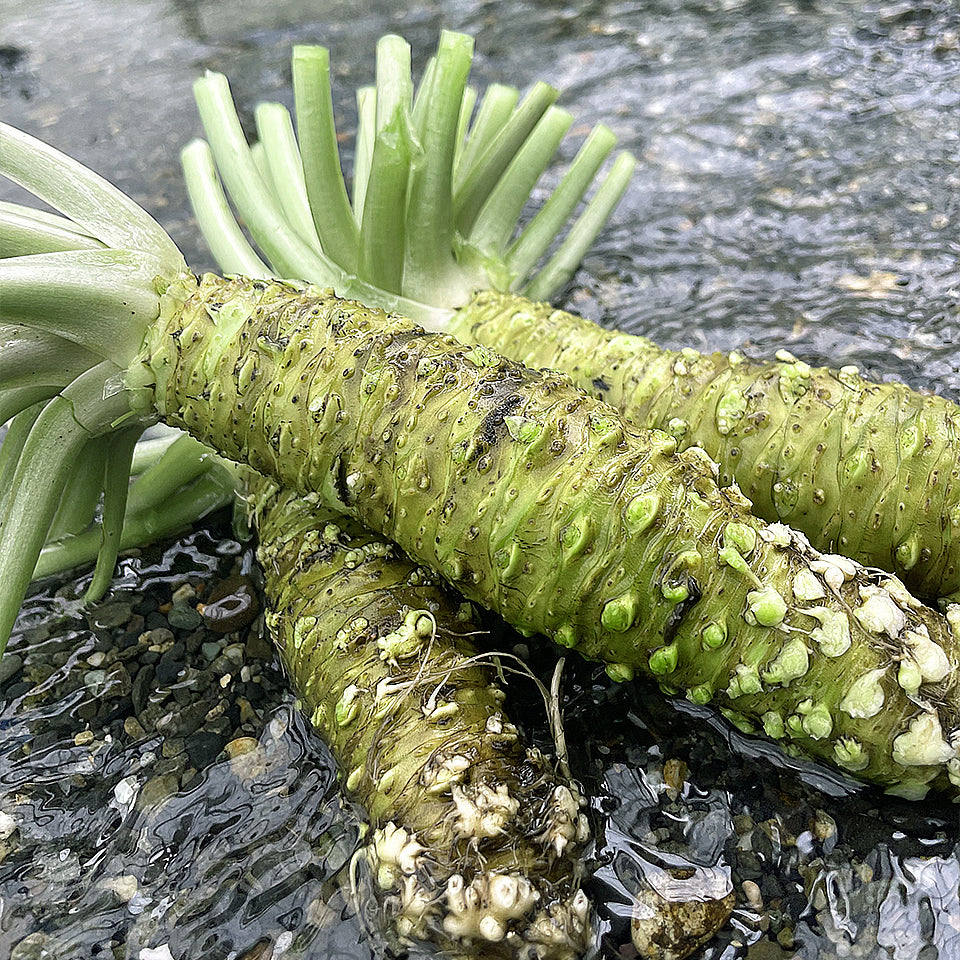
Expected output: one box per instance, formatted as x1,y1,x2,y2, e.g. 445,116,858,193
252,480,592,957
144,275,960,798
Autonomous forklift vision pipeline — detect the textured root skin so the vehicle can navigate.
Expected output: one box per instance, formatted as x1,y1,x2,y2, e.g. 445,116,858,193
452,291,960,602
252,477,591,958
140,274,960,798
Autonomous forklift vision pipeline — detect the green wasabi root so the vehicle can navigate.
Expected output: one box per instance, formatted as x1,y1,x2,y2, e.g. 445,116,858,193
251,478,591,958
140,274,960,799
452,291,960,602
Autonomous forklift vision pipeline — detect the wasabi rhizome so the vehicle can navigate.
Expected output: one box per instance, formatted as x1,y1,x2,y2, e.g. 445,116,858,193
3,34,960,960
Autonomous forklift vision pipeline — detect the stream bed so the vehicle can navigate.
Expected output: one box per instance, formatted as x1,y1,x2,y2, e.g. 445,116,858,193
1,1,958,958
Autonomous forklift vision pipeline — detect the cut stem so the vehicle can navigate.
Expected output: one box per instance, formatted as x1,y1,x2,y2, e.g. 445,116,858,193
291,45,360,271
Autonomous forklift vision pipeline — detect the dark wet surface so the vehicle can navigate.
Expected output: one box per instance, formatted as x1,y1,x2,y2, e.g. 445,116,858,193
2,1,959,958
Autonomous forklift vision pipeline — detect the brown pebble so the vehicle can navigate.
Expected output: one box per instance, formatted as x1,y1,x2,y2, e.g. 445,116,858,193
124,717,146,740
236,940,272,960
631,879,735,960
135,774,180,811
198,576,259,633
663,758,688,793
224,737,259,759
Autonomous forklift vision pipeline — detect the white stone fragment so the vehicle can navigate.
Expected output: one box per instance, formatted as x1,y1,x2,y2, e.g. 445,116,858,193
139,947,174,960
273,931,294,955
114,775,140,807
0,810,16,840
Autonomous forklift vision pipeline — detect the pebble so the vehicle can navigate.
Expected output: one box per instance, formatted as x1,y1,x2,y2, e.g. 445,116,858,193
663,757,688,794
135,774,180,811
11,932,51,959
168,601,203,630
2,534,296,957
236,941,273,960
156,642,186,685
224,736,259,759
102,875,139,901
83,669,107,694
0,653,23,685
104,662,133,698
743,879,763,910
114,776,139,807
161,738,185,759
0,810,17,840
144,627,175,649
4,680,33,700
140,946,175,960
186,732,226,768
132,665,155,716
172,584,196,603
90,602,133,630
200,575,260,633
245,630,273,661
224,643,245,663
202,641,223,661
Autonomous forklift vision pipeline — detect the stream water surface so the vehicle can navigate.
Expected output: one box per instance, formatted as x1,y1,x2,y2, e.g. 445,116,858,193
1,1,958,958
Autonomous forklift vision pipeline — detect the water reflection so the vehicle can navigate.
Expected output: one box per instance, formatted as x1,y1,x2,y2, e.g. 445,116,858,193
0,532,366,959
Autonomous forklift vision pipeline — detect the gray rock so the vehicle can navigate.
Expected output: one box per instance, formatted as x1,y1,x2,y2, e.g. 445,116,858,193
0,654,24,686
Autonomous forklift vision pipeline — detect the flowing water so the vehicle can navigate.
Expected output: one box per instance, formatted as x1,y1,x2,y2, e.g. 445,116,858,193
1,1,959,958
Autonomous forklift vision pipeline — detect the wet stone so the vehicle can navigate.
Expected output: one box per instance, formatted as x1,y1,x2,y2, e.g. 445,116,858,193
120,614,145,645
186,731,226,768
135,774,180,811
145,627,175,649
132,665,155,716
168,600,203,630
245,629,273,662
3,680,33,700
20,624,50,645
155,642,186,685
103,662,132,698
144,611,169,631
153,756,187,778
0,654,24,685
88,601,133,630
183,629,205,655
172,682,198,706
11,932,52,960
201,641,222,661
124,717,146,740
